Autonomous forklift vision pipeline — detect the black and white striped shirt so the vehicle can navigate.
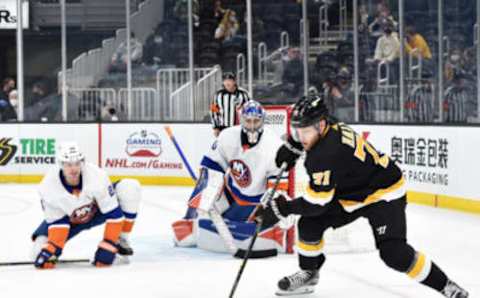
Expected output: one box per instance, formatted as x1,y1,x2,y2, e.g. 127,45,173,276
210,87,250,129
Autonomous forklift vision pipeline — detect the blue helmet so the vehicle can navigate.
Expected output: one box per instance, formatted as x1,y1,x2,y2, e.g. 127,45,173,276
241,100,265,144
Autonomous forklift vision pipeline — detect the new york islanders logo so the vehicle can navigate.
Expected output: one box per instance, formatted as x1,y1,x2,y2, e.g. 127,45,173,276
229,159,252,188
70,202,98,225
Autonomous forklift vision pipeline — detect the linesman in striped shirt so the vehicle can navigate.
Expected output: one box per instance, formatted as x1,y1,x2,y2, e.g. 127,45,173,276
210,72,250,137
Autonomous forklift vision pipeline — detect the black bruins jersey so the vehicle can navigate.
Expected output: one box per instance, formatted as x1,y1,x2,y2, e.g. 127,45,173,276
300,122,405,213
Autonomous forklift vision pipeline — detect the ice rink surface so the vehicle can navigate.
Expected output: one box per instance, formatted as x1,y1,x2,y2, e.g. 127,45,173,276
0,184,479,298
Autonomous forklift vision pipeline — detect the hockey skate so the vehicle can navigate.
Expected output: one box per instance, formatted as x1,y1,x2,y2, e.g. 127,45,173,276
118,236,134,256
276,270,319,296
442,279,469,298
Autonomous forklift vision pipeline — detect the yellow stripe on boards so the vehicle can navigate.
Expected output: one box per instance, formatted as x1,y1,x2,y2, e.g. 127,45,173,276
407,191,480,215
0,175,44,183
108,176,195,186
0,174,195,186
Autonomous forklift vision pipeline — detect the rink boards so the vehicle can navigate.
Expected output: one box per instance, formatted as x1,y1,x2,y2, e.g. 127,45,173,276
0,119,479,214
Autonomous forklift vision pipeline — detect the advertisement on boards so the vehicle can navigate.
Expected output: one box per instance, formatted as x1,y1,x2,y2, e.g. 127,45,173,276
353,125,479,201
101,123,214,182
0,124,97,177
0,0,29,29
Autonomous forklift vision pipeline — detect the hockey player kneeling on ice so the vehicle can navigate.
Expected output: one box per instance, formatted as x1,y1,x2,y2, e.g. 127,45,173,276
172,100,293,258
255,95,469,297
31,142,141,269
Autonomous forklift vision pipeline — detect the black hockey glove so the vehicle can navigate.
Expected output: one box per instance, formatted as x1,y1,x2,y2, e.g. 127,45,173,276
275,136,303,171
93,239,118,267
34,242,62,269
254,195,289,229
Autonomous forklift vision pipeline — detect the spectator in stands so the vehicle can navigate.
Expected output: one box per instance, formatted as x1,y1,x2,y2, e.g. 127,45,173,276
174,0,199,26
9,90,18,115
462,47,477,77
29,81,47,106
323,66,355,122
358,4,370,33
281,47,304,98
368,1,397,37
109,32,143,73
445,49,467,85
0,78,15,101
0,78,17,121
405,25,432,60
24,83,79,122
214,9,240,43
214,0,226,23
373,20,400,62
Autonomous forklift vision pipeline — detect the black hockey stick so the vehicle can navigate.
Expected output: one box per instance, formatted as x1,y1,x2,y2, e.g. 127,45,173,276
0,259,90,267
228,162,288,298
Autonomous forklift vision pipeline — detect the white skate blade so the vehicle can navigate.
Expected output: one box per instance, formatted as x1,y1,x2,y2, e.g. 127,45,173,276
275,286,315,296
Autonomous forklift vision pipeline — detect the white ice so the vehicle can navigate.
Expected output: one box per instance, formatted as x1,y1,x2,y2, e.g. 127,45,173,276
0,184,479,298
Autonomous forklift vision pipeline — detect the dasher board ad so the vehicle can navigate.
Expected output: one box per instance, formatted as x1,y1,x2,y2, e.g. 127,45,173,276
352,125,480,202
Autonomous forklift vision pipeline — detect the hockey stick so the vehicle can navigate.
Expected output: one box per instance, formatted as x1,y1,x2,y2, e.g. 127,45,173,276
0,258,90,267
228,162,288,298
208,205,238,255
164,126,197,180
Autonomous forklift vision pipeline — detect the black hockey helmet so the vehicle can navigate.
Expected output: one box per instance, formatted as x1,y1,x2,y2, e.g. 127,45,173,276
290,94,329,128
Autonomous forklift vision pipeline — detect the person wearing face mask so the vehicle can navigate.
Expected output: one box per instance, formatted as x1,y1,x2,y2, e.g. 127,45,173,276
172,100,294,258
0,78,17,121
8,89,18,113
445,49,466,84
372,20,400,85
373,21,400,64
323,66,355,122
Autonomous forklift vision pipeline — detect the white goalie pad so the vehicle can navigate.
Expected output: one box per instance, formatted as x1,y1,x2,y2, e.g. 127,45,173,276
197,169,226,213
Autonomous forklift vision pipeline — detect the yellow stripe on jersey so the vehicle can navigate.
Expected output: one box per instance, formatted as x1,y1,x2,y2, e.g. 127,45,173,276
339,177,406,210
408,252,426,279
304,186,335,205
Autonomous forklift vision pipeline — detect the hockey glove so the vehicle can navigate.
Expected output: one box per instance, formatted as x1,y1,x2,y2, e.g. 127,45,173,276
93,239,118,267
34,242,62,269
254,195,289,229
275,136,303,171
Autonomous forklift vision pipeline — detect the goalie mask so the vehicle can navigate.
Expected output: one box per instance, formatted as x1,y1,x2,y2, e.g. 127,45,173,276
241,100,265,145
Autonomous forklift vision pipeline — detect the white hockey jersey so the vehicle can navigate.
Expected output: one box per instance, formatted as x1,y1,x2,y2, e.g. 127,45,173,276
201,125,283,205
39,162,119,224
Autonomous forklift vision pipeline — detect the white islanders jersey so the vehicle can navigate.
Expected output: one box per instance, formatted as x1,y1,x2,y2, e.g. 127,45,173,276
39,162,118,224
204,126,283,204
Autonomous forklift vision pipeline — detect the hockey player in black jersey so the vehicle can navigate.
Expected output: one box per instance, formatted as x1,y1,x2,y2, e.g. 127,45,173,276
255,95,469,297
